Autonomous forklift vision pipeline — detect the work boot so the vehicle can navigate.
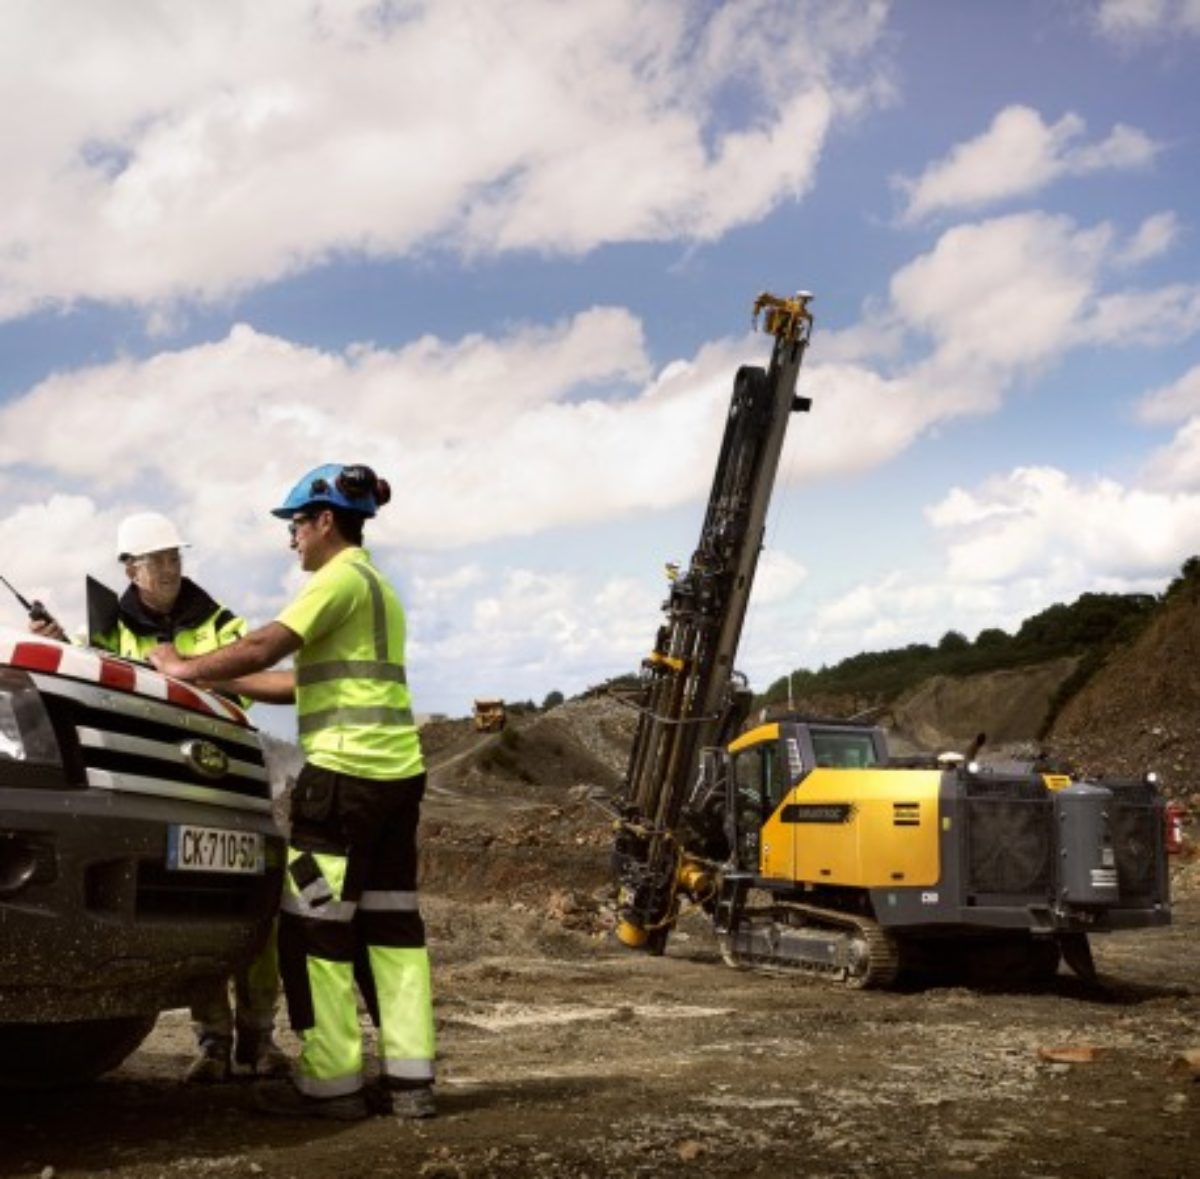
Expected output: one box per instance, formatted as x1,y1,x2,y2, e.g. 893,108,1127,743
185,1035,232,1084
373,1083,437,1120
235,1030,291,1077
253,1080,368,1121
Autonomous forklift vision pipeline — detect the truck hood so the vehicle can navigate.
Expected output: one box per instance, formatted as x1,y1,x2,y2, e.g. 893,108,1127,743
0,624,252,729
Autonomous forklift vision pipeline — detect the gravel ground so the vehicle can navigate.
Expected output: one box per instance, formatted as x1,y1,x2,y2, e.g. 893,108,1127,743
2,858,1196,1179
3,708,1195,1179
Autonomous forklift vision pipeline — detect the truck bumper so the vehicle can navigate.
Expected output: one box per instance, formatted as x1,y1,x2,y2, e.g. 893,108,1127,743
0,787,284,1022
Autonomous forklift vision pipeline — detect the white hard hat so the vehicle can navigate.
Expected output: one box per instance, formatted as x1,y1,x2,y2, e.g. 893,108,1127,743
117,512,190,560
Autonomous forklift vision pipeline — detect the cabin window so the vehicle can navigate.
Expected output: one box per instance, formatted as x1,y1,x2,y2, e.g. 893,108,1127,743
811,730,878,769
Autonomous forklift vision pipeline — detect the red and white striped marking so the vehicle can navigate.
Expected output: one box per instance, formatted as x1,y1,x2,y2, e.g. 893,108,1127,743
0,628,250,727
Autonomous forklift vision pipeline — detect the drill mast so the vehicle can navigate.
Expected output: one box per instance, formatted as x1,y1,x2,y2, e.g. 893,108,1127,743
612,292,815,952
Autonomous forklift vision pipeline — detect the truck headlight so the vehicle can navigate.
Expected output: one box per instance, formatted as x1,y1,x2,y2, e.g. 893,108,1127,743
0,667,62,766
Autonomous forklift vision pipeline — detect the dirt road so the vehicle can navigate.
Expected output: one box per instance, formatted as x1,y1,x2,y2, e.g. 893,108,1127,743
2,876,1196,1179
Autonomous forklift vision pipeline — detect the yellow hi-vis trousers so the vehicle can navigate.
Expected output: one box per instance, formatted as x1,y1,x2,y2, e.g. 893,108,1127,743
279,766,435,1097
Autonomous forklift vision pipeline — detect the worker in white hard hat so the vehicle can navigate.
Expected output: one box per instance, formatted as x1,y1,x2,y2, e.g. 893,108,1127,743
30,511,244,659
29,510,290,1084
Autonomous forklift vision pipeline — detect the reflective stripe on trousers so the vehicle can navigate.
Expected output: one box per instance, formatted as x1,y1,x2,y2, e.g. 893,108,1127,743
281,844,435,1093
282,847,365,1092
371,945,435,1082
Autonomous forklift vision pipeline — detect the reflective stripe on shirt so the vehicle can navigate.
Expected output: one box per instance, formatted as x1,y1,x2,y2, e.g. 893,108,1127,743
297,705,415,736
296,660,407,686
353,561,389,660
280,547,423,780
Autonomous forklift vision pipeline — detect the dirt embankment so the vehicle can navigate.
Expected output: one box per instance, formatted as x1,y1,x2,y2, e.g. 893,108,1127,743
779,660,1080,766
1050,592,1200,809
886,656,1080,756
791,593,1200,811
418,697,638,923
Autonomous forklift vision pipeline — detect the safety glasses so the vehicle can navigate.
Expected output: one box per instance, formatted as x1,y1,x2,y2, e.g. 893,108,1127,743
288,511,323,539
132,549,182,571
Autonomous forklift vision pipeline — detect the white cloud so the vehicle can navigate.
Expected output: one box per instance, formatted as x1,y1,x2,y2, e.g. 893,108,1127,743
812,310,906,365
1145,417,1200,489
411,563,487,603
752,549,809,606
0,497,115,629
890,213,1111,372
855,212,1200,399
0,307,662,555
927,466,1200,582
0,0,890,320
1076,283,1200,348
5,201,1199,711
808,573,1012,654
749,462,1200,678
781,559,1153,675
0,211,1172,576
895,105,1160,223
1139,375,1200,490
1115,211,1180,266
408,563,660,710
1093,0,1200,40
1136,363,1200,424
765,212,1193,497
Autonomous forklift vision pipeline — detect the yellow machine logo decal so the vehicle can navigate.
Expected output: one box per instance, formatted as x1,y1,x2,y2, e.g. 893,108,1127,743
1041,773,1072,791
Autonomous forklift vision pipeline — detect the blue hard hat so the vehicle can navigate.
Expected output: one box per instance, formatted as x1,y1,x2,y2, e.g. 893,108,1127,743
271,463,390,519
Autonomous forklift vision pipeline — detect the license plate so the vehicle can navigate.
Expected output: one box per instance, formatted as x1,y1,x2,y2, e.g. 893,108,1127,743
167,824,265,875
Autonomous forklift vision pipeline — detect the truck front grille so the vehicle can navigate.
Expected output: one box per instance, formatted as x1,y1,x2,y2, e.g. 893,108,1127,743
136,862,273,918
32,672,271,812
85,857,278,919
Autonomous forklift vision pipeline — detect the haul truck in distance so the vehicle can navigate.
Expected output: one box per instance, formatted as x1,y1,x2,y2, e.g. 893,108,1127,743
609,291,1171,988
473,698,507,733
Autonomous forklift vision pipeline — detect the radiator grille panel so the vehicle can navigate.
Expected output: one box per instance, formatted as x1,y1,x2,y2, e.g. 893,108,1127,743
1110,801,1160,902
965,794,1053,895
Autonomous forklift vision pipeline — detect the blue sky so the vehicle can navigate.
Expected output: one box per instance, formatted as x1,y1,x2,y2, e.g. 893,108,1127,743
1,0,1198,732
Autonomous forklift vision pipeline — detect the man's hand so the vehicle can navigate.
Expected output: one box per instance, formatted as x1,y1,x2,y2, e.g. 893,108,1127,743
148,623,300,690
30,617,67,642
148,642,192,680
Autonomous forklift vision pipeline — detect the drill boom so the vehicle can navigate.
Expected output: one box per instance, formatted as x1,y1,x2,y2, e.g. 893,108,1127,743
613,292,814,949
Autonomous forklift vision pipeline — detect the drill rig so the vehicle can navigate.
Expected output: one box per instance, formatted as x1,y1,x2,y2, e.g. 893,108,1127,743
611,291,1171,987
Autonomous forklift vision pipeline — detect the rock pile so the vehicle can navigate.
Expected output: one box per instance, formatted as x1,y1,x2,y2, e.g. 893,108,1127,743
1050,592,1200,811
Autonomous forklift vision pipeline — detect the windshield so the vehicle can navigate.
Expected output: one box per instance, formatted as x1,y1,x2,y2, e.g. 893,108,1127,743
811,729,878,769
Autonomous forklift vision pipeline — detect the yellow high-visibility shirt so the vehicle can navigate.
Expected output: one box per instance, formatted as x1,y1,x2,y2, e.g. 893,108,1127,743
277,547,423,781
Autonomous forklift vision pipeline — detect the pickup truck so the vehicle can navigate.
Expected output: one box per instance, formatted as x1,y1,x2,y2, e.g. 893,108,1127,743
0,628,285,1086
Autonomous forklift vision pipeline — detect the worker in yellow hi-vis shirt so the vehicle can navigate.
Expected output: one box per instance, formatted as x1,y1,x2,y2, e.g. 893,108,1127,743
149,463,435,1122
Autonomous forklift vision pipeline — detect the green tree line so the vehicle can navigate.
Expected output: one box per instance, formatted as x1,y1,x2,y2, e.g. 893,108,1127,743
756,556,1200,714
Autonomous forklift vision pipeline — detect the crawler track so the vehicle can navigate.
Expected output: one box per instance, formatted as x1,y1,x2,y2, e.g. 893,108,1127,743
718,900,900,989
